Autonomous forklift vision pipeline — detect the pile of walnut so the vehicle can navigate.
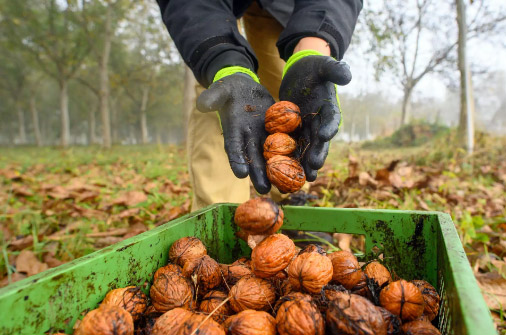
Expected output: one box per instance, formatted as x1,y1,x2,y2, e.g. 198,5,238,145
73,198,441,335
264,101,306,193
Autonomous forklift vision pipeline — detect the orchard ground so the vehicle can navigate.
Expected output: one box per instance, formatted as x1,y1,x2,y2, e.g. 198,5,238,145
0,133,505,329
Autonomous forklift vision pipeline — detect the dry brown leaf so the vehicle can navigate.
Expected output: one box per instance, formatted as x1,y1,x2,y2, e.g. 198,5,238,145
143,182,158,194
16,250,48,276
117,208,140,219
47,186,70,199
476,272,506,311
44,253,64,268
94,236,124,248
348,156,359,178
8,235,34,251
87,228,129,238
123,223,148,239
0,169,23,181
109,191,147,207
0,272,27,288
12,184,33,197
358,172,378,187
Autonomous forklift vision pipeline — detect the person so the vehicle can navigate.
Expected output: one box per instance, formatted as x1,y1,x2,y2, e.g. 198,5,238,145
156,0,363,211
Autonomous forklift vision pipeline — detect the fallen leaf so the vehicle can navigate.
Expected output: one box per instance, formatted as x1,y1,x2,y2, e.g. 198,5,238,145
117,208,140,219
16,250,48,276
348,156,359,178
359,172,378,187
44,253,63,268
87,228,129,238
123,223,147,238
109,191,147,207
8,235,34,251
12,184,33,197
94,236,124,248
47,186,70,199
0,272,27,288
476,272,506,311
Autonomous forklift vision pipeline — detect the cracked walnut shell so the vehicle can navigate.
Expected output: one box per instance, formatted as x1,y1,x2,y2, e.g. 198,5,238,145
182,255,222,294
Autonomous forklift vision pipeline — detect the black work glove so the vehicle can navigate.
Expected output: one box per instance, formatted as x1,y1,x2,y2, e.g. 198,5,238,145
197,70,274,194
279,51,352,181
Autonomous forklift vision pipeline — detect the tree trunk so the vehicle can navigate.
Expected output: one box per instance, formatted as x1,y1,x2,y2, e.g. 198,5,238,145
59,79,70,147
16,104,27,144
89,101,97,145
140,86,149,144
456,0,474,153
400,87,413,127
182,66,196,143
29,96,42,147
99,4,112,148
111,96,118,144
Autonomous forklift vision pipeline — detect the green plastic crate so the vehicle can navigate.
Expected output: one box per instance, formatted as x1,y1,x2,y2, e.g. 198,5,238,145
0,205,496,334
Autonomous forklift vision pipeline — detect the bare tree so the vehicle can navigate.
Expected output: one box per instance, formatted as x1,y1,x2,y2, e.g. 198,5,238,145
365,0,506,128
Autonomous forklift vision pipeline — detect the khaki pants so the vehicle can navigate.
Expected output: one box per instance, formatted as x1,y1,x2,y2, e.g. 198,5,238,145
187,3,286,211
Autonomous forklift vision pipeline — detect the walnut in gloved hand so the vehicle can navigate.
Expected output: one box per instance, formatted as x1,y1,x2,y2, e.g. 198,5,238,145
197,67,274,194
279,50,352,181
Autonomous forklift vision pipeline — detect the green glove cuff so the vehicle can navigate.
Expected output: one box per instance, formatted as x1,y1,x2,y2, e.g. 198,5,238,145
282,50,323,78
282,50,343,130
213,66,260,84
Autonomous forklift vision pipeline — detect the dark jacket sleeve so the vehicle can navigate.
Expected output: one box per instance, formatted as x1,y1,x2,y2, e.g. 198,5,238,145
156,0,257,87
277,0,363,61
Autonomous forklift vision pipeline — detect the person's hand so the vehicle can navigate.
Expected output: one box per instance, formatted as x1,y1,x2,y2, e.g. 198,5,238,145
197,68,274,194
279,51,352,181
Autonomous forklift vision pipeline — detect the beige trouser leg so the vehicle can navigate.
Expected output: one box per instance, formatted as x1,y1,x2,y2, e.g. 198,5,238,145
187,83,250,211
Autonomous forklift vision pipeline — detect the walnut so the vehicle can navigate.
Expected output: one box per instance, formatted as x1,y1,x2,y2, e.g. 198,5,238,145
74,304,134,335
234,198,284,235
298,244,326,256
265,101,301,134
328,251,363,289
220,258,253,286
380,280,424,321
377,306,401,335
223,310,277,335
401,320,441,335
101,286,148,321
151,308,193,335
325,291,387,335
411,280,440,321
199,290,232,324
182,255,222,295
177,313,225,335
149,272,194,312
266,155,306,193
287,252,333,294
275,293,324,335
364,262,392,288
263,133,297,160
228,277,276,312
154,263,183,280
169,237,207,267
251,233,296,278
